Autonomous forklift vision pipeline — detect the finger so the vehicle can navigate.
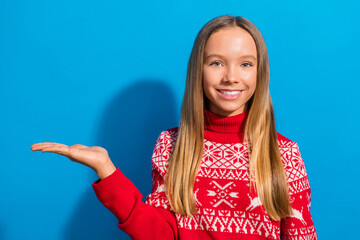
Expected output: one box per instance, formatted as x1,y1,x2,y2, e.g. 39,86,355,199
41,146,70,156
32,142,63,146
31,143,54,150
32,144,61,151
32,143,68,151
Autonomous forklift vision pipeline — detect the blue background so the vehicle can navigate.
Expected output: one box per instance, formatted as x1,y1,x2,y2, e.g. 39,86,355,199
1,0,359,239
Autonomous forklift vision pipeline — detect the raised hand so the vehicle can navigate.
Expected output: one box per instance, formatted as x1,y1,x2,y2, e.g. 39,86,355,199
31,142,116,179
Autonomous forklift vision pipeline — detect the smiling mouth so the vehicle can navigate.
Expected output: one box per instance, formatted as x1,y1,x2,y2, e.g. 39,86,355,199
217,89,244,95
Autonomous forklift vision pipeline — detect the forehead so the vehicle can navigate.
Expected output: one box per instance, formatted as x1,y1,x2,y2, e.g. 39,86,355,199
204,27,257,57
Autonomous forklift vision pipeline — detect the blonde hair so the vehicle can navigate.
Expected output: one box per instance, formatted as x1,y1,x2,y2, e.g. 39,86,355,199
165,15,293,221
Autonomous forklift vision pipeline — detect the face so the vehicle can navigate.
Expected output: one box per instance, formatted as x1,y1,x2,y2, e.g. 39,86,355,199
203,26,257,117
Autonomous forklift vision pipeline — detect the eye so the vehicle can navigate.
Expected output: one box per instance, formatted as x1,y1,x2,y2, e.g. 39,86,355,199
209,61,223,67
241,62,253,67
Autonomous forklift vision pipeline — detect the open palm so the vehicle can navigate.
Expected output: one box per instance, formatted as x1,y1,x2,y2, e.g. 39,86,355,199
31,142,116,179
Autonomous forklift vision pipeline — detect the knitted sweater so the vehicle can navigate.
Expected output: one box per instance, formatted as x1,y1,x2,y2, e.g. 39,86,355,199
92,109,318,240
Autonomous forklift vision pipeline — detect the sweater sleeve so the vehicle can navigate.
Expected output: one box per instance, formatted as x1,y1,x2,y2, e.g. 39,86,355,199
280,142,318,240
92,131,178,240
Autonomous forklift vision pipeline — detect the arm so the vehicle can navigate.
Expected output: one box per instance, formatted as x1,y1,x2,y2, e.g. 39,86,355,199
280,142,318,240
92,167,178,240
31,131,178,239
92,131,178,240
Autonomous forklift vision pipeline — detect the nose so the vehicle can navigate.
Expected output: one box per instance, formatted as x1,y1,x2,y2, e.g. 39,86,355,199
223,65,239,83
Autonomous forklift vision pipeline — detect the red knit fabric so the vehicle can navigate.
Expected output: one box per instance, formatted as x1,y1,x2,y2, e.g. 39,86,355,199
92,109,318,240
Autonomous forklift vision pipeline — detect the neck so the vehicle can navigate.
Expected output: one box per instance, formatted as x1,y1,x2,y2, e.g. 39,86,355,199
203,108,249,143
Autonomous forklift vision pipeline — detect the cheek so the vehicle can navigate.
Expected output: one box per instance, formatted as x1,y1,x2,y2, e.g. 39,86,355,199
203,68,218,85
202,69,218,96
202,77,212,101
241,71,257,89
240,70,256,80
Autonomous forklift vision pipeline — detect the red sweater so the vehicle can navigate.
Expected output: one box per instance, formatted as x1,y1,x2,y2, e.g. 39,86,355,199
92,109,318,239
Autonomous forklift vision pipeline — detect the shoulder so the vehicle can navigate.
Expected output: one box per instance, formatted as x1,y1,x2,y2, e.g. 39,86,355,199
277,131,301,150
277,132,310,192
277,132,305,173
155,127,179,150
164,127,179,136
276,131,301,162
277,132,294,145
151,127,179,178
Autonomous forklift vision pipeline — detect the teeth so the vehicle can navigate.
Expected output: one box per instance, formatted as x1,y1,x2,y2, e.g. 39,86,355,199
219,90,242,95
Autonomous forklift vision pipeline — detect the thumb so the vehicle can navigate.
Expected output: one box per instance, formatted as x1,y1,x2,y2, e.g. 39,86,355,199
71,144,88,149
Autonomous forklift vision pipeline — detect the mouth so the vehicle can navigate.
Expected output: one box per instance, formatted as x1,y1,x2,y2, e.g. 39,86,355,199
216,89,244,95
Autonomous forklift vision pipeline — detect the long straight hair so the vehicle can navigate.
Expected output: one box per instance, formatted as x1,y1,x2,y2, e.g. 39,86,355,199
165,15,293,221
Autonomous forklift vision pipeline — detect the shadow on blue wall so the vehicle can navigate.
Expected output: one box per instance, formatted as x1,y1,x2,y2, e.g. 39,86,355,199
63,80,178,239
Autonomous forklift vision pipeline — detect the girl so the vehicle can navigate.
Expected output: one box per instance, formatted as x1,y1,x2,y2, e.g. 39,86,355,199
31,15,318,239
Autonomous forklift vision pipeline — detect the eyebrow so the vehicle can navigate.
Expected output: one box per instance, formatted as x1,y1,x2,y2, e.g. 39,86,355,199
205,54,257,61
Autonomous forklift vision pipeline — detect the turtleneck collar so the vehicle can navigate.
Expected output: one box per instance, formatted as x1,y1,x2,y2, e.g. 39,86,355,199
204,109,249,143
